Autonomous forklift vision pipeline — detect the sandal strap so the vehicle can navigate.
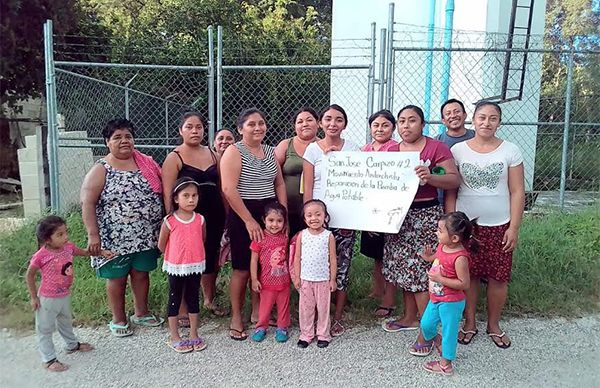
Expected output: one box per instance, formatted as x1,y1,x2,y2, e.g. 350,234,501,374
412,340,433,350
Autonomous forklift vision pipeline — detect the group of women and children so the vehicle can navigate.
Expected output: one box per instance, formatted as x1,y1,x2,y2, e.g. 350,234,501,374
26,98,525,377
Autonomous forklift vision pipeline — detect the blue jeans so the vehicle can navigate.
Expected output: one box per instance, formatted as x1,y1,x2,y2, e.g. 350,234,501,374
421,299,466,361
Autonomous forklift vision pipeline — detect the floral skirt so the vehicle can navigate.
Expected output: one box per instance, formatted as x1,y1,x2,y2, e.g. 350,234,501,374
470,223,513,282
383,204,443,292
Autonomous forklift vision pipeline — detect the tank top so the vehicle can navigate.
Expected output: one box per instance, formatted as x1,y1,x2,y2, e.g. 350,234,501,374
282,138,305,216
429,244,469,303
235,142,277,200
300,228,332,282
174,150,226,258
162,213,206,275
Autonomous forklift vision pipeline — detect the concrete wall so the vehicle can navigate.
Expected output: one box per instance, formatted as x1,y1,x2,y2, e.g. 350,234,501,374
57,130,94,212
17,127,46,217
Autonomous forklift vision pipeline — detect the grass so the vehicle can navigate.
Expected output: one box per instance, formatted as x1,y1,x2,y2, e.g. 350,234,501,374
1,205,599,329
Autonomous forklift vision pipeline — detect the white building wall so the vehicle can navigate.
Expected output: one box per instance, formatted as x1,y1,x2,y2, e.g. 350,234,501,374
331,0,546,190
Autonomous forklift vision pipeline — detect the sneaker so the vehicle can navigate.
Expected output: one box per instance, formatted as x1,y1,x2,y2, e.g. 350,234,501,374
317,340,329,348
297,340,309,348
275,328,289,343
251,328,267,342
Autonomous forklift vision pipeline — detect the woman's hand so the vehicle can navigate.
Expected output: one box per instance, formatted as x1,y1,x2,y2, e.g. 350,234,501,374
415,165,432,185
329,279,337,292
502,227,519,252
87,233,101,256
293,277,301,291
245,218,264,242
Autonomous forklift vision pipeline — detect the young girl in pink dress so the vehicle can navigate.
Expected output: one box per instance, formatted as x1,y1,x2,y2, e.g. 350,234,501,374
158,177,208,353
250,202,290,343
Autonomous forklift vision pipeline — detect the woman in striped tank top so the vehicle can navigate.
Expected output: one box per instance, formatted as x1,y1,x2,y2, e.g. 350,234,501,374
220,108,287,340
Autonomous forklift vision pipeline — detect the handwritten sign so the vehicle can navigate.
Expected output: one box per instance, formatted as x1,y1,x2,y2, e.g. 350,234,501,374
321,151,420,233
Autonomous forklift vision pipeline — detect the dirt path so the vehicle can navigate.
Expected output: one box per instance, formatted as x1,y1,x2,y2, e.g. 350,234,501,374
1,315,598,388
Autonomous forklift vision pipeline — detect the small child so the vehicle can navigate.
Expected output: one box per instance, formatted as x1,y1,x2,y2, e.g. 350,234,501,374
250,202,290,343
293,199,337,348
26,215,115,372
158,177,208,353
410,211,477,376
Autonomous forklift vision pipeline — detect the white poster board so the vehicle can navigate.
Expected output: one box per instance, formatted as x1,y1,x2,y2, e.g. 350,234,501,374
321,151,420,233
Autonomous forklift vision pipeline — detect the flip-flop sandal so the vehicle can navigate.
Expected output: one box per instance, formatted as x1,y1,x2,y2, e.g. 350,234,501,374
487,331,511,349
409,340,434,356
189,337,208,351
130,314,164,327
331,320,346,337
204,305,228,317
229,327,248,341
381,318,419,333
43,358,69,372
458,328,478,345
373,306,395,318
166,339,193,353
423,360,453,376
108,321,133,338
66,342,94,354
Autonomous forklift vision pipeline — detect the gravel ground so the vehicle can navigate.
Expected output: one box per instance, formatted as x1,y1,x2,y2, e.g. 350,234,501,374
1,315,599,388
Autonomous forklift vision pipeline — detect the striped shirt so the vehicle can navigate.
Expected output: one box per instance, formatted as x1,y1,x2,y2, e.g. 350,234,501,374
235,142,278,200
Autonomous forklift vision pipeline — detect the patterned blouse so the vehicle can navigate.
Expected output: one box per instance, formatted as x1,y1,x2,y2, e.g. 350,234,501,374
91,159,163,269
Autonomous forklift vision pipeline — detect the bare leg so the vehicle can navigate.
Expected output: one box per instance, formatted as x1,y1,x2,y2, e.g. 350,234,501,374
398,291,420,327
380,281,397,309
462,277,480,331
372,260,385,299
106,277,127,324
229,270,249,333
486,278,511,346
129,269,149,317
188,313,200,339
333,290,347,321
167,317,181,342
201,272,218,308
414,291,429,318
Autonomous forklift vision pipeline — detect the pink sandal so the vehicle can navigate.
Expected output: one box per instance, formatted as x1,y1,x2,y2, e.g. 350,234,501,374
423,360,453,376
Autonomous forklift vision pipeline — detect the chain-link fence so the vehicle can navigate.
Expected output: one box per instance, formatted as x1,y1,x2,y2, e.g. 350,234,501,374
44,21,600,213
386,25,600,204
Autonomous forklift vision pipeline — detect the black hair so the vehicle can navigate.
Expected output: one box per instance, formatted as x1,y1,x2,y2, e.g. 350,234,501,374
301,199,331,229
180,111,207,129
474,100,502,120
171,176,199,212
215,128,235,138
397,105,425,124
439,211,479,253
319,104,348,127
263,201,288,221
102,118,136,141
293,107,319,123
440,98,466,119
237,108,266,129
61,262,73,276
368,109,396,127
36,215,66,245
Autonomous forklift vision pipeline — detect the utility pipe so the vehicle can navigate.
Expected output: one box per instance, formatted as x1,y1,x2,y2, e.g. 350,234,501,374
423,0,437,136
438,0,455,135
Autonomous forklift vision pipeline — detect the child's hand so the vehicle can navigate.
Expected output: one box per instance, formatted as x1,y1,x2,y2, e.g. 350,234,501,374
418,245,435,262
101,250,117,260
30,296,40,311
252,279,261,293
329,279,336,292
428,269,443,283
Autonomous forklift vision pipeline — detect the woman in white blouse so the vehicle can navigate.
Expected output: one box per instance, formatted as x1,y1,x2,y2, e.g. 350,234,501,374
446,101,525,349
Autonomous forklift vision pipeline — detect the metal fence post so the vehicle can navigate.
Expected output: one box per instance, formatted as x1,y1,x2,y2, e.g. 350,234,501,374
385,2,395,110
44,20,60,213
216,26,223,133
559,46,575,209
207,26,215,145
378,28,387,111
124,73,138,119
366,22,376,144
